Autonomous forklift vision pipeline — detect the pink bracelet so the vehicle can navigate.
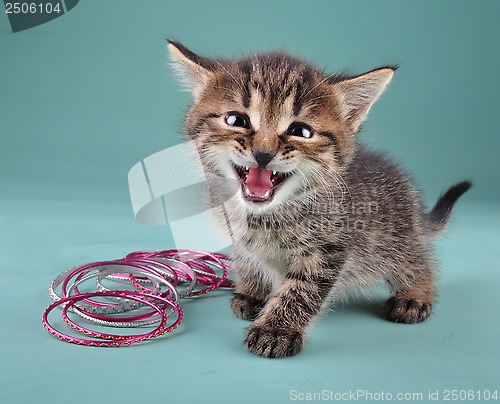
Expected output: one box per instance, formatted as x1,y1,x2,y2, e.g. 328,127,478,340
66,266,178,326
43,291,183,347
65,261,177,315
43,249,234,346
114,257,197,298
130,249,233,295
61,260,178,305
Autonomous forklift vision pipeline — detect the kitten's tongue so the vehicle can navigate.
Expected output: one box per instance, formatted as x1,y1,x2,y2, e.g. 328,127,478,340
244,168,273,199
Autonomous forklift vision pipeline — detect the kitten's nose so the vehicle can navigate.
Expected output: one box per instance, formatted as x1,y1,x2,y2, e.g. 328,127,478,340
253,149,275,168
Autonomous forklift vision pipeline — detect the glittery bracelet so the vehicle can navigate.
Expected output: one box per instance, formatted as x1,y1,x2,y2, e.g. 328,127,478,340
42,291,183,347
62,260,178,303
44,249,233,346
107,257,197,299
130,249,231,296
88,260,182,314
173,250,230,296
52,260,178,314
66,266,178,327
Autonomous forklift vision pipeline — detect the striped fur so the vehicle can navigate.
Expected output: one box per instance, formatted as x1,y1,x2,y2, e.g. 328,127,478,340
168,41,471,358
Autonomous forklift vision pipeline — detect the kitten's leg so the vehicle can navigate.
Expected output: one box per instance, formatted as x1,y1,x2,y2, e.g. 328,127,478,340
383,258,435,324
244,248,344,358
231,259,272,321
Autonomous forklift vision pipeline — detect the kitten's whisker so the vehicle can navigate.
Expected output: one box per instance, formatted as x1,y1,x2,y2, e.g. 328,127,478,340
215,61,245,94
303,94,336,104
297,71,338,104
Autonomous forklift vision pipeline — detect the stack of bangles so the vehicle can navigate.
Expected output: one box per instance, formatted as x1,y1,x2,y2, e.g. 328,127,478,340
42,249,234,347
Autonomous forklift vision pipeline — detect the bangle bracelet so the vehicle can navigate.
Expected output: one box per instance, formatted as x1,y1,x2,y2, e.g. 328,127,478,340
58,260,177,310
61,260,177,303
66,266,178,326
174,250,228,296
127,257,196,299
50,262,174,316
105,258,197,299
43,291,183,347
140,249,230,296
90,261,180,311
43,249,233,346
125,250,227,296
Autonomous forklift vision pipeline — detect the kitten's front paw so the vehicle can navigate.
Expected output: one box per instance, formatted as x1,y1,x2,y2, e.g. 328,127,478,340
244,325,303,358
384,296,432,324
231,293,265,321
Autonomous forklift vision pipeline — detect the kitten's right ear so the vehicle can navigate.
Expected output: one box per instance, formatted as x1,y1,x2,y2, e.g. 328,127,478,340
167,40,215,100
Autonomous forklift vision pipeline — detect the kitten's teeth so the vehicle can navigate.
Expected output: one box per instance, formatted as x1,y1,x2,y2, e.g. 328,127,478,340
273,171,277,175
245,166,249,171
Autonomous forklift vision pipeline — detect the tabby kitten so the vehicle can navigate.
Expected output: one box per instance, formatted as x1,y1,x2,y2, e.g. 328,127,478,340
167,40,471,358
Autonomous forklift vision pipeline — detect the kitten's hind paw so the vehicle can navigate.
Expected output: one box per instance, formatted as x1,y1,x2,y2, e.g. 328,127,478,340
384,296,432,324
231,293,265,321
244,325,303,358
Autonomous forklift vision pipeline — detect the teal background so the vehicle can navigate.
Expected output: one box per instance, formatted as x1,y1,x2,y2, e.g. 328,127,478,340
0,1,499,403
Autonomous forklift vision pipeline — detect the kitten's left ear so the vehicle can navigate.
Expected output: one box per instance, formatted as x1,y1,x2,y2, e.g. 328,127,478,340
335,67,395,133
167,40,216,100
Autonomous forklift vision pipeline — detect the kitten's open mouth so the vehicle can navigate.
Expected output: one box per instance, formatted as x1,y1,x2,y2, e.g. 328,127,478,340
233,165,290,203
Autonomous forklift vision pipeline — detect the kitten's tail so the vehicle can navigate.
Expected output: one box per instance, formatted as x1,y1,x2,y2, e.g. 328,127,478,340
425,180,472,234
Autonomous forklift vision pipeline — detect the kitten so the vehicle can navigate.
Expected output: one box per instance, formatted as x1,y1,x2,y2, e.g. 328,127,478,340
167,40,471,358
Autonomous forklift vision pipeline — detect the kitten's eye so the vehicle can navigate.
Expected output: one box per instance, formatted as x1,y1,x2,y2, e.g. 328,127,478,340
225,113,250,129
287,123,313,139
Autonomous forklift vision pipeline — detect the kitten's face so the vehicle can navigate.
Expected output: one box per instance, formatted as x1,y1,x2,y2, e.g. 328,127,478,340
169,42,394,213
